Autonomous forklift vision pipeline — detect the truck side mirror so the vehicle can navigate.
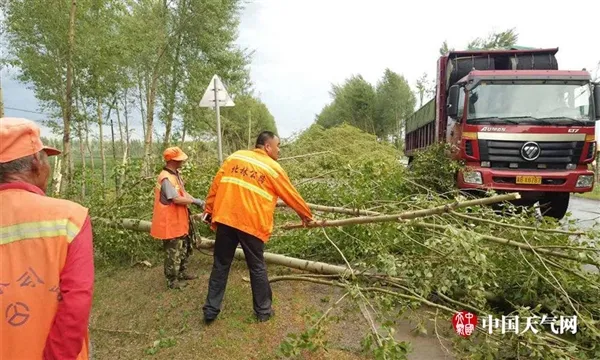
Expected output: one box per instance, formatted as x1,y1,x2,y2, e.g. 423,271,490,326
447,85,460,118
594,84,600,120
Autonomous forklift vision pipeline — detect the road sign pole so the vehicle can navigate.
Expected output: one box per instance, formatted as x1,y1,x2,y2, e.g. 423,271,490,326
214,77,223,164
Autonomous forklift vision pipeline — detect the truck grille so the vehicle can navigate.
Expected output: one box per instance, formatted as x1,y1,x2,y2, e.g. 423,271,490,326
478,140,584,170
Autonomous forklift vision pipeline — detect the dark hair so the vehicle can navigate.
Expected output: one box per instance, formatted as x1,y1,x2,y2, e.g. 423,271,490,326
255,131,277,148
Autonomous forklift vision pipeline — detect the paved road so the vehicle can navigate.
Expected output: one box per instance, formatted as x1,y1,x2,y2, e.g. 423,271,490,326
568,196,600,230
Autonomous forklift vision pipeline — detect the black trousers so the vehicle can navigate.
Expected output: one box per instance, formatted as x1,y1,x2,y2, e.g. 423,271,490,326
202,223,273,319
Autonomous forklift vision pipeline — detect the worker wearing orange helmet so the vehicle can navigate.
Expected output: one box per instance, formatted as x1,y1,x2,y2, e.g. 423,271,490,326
0,117,93,359
150,146,205,290
201,131,313,323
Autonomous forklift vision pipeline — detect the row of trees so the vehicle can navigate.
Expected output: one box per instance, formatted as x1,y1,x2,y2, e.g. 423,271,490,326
315,69,416,146
1,0,276,196
313,29,521,146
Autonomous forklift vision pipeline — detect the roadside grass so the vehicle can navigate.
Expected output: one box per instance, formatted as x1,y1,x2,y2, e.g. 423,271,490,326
89,252,375,360
575,183,600,200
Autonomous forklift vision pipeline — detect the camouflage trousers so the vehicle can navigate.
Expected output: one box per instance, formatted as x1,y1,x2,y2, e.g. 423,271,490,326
163,235,192,285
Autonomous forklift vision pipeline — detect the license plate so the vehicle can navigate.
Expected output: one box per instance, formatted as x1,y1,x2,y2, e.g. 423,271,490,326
516,175,542,185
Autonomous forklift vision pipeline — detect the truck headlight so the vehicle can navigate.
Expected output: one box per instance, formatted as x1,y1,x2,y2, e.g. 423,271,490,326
463,171,483,184
576,175,594,188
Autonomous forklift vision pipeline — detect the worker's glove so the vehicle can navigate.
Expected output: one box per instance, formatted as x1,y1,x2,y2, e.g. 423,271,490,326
192,198,205,209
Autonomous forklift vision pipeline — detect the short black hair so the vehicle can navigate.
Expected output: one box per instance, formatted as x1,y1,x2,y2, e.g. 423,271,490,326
255,131,277,148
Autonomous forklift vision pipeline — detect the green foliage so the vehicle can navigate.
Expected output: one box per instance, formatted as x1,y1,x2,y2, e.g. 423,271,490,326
374,69,416,144
219,94,278,152
316,70,415,142
439,28,519,56
280,124,401,180
145,329,177,356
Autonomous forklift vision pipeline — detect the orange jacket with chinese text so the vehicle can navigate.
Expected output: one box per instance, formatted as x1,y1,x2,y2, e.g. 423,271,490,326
204,149,312,242
150,169,190,240
0,185,91,360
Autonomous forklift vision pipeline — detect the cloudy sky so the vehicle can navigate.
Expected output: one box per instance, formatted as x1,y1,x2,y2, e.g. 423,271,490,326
3,0,600,140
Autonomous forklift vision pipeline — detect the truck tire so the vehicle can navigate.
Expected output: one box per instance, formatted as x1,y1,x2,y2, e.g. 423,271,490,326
539,192,570,220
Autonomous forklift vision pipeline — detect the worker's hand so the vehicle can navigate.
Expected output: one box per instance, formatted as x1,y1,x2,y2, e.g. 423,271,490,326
192,198,205,209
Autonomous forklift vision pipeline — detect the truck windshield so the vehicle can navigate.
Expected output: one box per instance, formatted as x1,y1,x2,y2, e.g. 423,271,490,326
466,81,593,124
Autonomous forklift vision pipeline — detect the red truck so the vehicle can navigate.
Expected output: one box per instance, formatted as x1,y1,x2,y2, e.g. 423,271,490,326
405,47,599,220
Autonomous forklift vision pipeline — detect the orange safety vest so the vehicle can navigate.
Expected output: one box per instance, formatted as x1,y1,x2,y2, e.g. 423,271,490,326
205,148,312,242
0,187,90,360
150,169,190,240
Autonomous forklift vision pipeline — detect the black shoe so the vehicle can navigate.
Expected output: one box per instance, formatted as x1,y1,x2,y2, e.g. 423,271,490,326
203,316,216,325
256,310,275,322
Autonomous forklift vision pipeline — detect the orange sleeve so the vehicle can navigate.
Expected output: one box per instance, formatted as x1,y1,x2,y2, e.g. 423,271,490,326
204,165,225,214
271,167,312,219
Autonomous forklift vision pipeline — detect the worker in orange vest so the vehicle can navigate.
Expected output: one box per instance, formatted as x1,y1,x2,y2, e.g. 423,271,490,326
0,117,94,360
150,146,205,289
201,131,313,323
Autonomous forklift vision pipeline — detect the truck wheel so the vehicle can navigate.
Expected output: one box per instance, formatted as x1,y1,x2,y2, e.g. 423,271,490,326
539,192,570,220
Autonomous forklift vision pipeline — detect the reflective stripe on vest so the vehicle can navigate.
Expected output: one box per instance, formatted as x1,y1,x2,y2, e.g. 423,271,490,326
220,176,274,201
1,219,81,245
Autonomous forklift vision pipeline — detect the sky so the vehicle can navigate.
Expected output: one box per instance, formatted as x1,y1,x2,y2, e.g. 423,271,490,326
2,0,600,141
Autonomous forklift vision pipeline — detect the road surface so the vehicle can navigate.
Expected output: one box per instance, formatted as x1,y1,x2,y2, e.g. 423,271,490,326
568,196,600,230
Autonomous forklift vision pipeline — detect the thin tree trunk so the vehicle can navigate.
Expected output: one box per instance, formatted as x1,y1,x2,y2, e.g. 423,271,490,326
180,121,186,148
97,98,106,189
281,193,521,230
84,115,94,170
162,33,184,150
78,121,86,200
60,0,77,195
110,96,119,197
137,71,147,139
74,89,86,200
142,69,160,176
121,88,130,161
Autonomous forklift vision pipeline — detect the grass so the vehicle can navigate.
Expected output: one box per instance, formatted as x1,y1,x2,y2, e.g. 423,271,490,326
89,252,376,360
575,182,600,200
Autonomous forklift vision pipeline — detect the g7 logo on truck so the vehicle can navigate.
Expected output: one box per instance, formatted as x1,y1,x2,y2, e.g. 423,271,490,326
480,127,507,132
567,129,580,133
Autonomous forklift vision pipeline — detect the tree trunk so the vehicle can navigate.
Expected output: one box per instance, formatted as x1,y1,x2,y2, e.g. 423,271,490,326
92,217,351,276
110,96,119,197
78,121,86,200
60,0,77,195
162,34,183,151
180,121,186,148
84,115,94,170
122,88,130,161
281,193,522,230
97,98,106,189
142,69,160,176
137,70,147,140
116,99,124,159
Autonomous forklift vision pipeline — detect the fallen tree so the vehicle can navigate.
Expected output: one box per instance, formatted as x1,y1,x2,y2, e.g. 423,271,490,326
90,133,600,360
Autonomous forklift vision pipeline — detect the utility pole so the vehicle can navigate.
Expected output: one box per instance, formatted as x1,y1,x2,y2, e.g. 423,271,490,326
213,76,223,164
199,74,235,164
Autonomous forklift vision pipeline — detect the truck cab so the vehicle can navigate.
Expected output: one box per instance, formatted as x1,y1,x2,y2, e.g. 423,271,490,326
405,47,600,220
